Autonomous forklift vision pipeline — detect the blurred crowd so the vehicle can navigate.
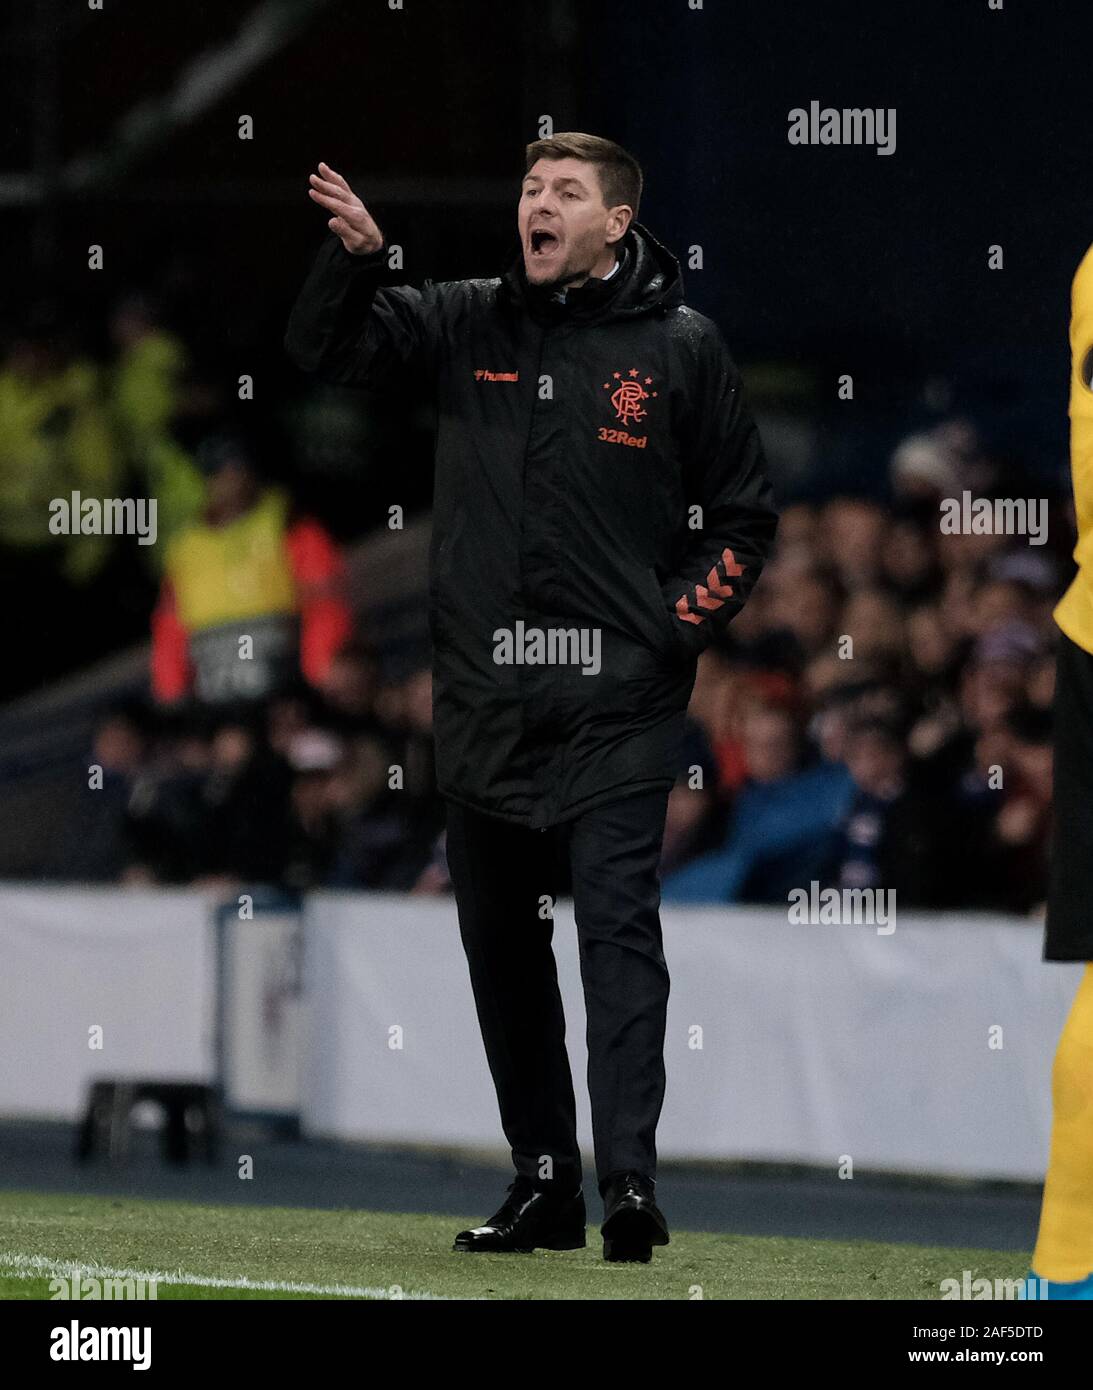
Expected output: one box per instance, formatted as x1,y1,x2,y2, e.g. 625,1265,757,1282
661,456,1060,915
72,650,445,894
0,298,1072,912
0,295,218,698
74,418,1066,915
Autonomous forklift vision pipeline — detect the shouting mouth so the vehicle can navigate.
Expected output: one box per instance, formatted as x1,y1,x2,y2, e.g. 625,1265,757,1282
528,227,561,259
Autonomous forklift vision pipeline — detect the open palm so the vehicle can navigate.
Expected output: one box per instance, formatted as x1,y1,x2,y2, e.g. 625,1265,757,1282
307,161,384,255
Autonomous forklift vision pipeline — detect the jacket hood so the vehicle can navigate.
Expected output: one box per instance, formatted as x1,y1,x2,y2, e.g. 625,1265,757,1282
499,220,684,325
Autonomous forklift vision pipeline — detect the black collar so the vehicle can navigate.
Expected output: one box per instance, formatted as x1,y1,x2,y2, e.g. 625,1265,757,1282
507,237,633,324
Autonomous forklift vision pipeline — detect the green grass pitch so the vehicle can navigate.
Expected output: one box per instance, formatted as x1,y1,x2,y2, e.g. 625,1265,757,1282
0,1191,1027,1300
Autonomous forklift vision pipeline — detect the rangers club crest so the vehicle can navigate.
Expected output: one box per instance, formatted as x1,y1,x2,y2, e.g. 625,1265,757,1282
604,368,658,426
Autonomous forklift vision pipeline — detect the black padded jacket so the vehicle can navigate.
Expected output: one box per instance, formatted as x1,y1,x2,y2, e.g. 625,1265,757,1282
285,221,778,827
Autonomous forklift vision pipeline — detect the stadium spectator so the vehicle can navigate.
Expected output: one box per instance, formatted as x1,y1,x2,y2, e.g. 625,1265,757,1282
820,498,888,592
150,433,352,707
823,715,949,908
0,314,119,585
59,702,152,883
283,727,345,890
108,292,206,563
193,714,294,887
0,313,123,695
324,727,440,890
661,705,855,904
316,641,384,738
974,704,1054,916
660,720,724,876
118,715,213,885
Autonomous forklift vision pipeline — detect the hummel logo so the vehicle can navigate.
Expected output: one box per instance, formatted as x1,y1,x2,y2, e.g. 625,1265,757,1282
474,369,519,381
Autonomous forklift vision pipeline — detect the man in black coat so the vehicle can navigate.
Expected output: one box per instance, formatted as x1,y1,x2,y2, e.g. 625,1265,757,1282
286,131,778,1262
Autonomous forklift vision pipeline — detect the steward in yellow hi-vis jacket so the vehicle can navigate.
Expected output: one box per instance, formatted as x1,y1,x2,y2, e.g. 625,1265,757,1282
1026,243,1093,1300
151,435,351,707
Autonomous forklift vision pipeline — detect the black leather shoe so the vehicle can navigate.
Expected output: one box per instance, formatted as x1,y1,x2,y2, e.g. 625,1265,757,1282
600,1171,670,1263
453,1176,586,1253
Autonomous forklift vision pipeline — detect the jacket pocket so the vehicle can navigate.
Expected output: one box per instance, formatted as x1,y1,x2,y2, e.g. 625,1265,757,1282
641,566,685,662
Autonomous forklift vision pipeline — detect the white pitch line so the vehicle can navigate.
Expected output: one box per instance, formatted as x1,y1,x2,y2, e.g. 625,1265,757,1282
0,1251,465,1301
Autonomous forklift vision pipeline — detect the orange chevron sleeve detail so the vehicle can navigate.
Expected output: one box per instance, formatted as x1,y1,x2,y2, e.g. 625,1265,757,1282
721,547,745,578
675,594,705,625
703,566,734,600
674,550,747,626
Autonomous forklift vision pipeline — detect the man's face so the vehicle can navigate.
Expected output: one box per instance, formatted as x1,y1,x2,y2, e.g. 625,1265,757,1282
846,732,905,797
742,709,798,783
518,156,630,287
207,459,259,518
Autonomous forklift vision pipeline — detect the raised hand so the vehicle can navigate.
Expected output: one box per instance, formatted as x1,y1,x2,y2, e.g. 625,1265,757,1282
307,161,384,255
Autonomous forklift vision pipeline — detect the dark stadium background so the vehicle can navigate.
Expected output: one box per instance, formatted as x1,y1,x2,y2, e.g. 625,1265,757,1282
0,0,1090,874
4,0,1088,501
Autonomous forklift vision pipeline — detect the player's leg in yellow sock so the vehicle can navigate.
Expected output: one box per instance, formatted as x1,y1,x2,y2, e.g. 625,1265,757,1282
1031,963,1093,1284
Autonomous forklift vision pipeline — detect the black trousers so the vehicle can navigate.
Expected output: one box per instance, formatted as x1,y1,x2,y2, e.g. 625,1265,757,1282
1046,627,1093,961
444,787,671,1198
